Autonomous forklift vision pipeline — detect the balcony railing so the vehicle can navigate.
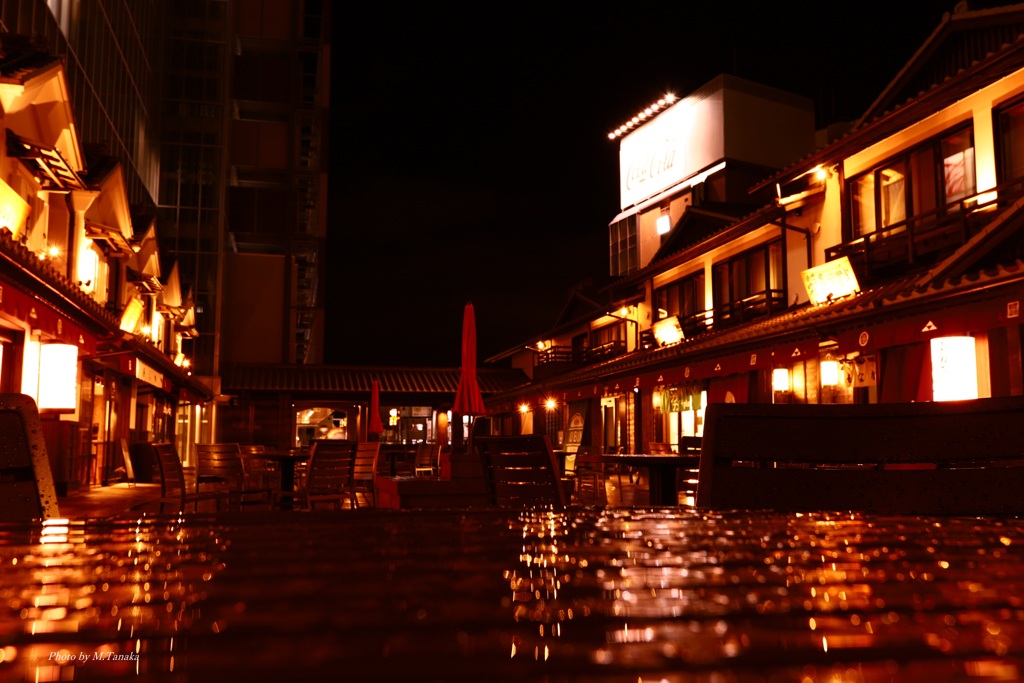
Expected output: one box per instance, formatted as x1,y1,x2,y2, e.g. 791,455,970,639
826,178,1024,279
713,289,787,330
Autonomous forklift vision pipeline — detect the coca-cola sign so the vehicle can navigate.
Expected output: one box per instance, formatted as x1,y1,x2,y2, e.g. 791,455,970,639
618,90,724,210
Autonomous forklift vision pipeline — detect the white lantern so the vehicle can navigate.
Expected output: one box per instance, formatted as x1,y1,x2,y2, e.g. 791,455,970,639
38,343,79,411
930,336,978,402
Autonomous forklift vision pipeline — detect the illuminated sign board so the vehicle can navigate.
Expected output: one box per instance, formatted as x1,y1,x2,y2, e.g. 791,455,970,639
801,257,860,306
652,316,684,347
136,359,164,389
618,90,724,209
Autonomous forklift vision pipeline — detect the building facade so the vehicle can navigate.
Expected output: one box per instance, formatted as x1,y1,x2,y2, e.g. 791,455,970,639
0,36,209,494
486,4,1024,457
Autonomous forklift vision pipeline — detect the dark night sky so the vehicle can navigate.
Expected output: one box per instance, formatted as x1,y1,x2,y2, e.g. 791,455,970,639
327,2,1007,368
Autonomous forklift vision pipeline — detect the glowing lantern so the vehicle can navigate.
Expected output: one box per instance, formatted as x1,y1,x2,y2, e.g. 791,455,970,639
37,343,79,411
930,336,978,402
772,367,791,392
820,359,841,387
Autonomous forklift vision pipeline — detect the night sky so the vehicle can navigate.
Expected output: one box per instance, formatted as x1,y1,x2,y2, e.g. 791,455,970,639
328,2,1007,368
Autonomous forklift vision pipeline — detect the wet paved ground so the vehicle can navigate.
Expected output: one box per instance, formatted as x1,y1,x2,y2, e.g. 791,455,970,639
52,464,686,521
56,483,164,519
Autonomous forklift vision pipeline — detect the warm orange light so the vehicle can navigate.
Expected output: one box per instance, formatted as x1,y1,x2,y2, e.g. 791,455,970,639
120,298,144,333
652,317,684,347
545,399,557,411
0,179,30,238
519,404,530,414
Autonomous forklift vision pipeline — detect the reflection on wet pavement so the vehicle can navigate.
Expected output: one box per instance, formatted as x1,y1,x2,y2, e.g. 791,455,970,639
2,508,1024,681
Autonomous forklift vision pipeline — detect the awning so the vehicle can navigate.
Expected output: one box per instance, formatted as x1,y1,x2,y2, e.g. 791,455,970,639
85,221,134,256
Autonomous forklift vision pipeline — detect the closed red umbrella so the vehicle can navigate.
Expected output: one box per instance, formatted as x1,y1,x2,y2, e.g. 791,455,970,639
369,379,384,436
453,302,486,416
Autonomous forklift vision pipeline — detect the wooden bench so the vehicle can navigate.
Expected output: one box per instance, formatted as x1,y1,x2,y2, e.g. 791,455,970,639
696,397,1024,515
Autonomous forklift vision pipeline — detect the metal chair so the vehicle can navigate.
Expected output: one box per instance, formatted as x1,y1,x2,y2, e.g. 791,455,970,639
475,435,566,509
196,443,272,510
0,394,60,521
351,441,380,508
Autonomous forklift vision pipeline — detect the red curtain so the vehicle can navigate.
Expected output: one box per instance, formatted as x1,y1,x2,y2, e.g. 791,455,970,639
880,343,932,403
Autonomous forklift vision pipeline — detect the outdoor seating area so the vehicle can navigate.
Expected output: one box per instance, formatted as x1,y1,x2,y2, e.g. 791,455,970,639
10,393,1024,680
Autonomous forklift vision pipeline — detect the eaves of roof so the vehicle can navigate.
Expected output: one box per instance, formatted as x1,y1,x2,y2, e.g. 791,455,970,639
222,364,531,397
0,229,118,333
517,260,1024,393
859,3,1024,126
751,31,1024,194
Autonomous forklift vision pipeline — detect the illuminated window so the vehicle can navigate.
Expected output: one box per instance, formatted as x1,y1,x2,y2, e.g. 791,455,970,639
654,271,707,336
848,126,975,239
712,241,784,328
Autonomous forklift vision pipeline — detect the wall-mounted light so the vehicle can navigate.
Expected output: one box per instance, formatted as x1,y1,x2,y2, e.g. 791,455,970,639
545,398,557,411
772,367,791,392
519,403,530,414
656,213,671,235
930,336,978,402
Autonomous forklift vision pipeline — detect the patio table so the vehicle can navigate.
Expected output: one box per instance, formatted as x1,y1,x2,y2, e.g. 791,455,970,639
4,508,1024,681
239,448,308,508
601,452,700,505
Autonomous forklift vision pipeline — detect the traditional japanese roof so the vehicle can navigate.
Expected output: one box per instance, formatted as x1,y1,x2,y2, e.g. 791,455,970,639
509,256,1024,395
860,3,1024,126
222,364,531,400
756,6,1024,193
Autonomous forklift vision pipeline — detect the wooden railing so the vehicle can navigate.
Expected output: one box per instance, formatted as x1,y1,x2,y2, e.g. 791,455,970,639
826,177,1024,278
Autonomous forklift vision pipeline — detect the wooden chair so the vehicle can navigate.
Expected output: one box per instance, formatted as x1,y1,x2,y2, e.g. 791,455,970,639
0,394,60,521
573,445,607,505
351,441,381,508
675,436,702,502
696,397,1024,515
475,435,567,509
196,443,272,510
278,440,357,510
151,442,227,513
239,444,279,492
414,442,441,477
